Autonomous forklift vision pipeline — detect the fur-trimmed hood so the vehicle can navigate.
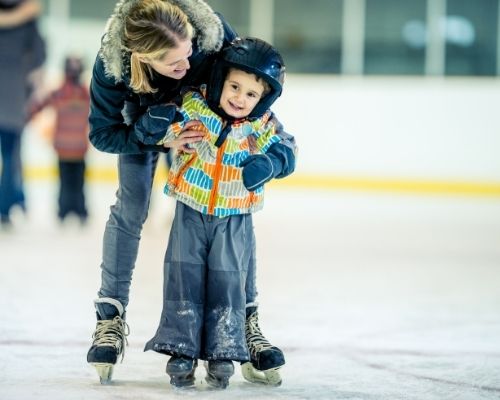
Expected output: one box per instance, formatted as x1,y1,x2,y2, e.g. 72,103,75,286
99,0,224,82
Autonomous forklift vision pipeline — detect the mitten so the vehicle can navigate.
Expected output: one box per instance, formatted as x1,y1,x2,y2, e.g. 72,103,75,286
240,153,282,192
135,104,181,145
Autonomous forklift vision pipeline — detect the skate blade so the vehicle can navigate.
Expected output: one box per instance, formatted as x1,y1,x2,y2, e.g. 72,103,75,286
170,376,195,388
205,374,230,389
92,363,114,384
167,369,196,388
241,362,282,386
203,361,233,389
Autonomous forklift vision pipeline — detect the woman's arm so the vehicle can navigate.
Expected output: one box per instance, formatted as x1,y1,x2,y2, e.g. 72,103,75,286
88,55,170,154
89,55,204,154
0,0,41,28
155,94,205,152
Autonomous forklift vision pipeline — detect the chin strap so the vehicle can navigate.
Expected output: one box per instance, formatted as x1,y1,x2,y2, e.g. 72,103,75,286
214,121,233,147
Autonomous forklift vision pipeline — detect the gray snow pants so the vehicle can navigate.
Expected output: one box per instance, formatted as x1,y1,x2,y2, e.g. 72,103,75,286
144,201,252,362
96,153,258,318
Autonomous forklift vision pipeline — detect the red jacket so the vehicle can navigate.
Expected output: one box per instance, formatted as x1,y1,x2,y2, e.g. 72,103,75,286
34,79,90,160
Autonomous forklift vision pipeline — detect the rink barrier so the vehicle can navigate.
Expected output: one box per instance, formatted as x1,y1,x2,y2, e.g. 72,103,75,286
24,166,500,197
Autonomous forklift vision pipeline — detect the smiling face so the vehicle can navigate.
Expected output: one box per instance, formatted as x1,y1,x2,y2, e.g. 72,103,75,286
219,68,267,119
140,38,193,80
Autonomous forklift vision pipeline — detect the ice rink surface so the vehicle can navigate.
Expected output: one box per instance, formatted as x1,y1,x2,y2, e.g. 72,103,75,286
1,181,500,400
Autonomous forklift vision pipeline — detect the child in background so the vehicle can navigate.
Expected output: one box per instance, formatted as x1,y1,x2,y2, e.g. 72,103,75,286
31,56,90,224
139,37,294,389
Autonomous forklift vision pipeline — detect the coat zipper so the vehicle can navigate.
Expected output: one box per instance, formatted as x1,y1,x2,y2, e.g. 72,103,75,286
208,140,227,215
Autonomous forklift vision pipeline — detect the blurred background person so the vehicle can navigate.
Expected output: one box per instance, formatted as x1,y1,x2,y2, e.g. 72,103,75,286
0,0,45,229
29,55,90,225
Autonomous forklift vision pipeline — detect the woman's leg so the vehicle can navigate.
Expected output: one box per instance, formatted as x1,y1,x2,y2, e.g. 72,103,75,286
0,129,24,222
88,152,159,384
97,152,159,312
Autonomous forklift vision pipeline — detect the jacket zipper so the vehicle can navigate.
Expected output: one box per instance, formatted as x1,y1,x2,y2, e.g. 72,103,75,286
208,140,227,215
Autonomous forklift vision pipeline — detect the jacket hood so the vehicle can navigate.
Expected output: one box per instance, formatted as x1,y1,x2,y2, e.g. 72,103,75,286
99,0,224,82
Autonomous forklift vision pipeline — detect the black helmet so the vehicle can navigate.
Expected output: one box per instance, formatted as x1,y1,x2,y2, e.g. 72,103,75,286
207,37,285,119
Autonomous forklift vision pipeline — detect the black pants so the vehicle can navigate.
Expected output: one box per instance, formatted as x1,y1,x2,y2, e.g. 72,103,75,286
58,159,87,220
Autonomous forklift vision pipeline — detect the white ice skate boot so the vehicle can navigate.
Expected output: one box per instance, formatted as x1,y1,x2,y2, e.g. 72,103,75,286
242,306,285,386
86,298,129,384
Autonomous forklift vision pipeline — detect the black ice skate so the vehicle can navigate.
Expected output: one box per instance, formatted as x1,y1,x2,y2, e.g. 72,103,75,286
241,306,285,386
166,356,198,387
86,298,129,384
204,360,234,389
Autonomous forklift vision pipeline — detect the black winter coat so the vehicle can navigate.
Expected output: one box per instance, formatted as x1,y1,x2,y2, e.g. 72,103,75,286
89,12,236,154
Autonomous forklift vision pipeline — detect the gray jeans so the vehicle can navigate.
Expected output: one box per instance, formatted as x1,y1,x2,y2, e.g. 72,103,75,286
97,153,258,315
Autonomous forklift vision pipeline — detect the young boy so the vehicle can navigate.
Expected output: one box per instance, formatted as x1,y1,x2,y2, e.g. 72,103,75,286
30,56,90,224
140,37,294,389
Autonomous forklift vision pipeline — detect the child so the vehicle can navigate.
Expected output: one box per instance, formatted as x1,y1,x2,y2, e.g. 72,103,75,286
141,37,294,389
31,56,90,224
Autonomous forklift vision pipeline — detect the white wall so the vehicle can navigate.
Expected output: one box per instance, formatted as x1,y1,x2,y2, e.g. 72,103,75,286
26,76,500,186
271,75,500,183
29,8,500,188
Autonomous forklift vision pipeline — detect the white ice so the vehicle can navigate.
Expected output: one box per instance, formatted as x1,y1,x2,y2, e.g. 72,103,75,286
1,179,500,400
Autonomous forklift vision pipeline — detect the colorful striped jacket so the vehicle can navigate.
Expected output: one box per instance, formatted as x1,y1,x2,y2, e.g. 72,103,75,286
159,86,281,217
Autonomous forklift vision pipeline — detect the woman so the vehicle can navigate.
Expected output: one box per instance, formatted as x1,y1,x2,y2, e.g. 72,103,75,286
86,0,296,386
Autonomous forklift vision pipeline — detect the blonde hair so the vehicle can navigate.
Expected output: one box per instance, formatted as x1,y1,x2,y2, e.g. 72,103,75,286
123,0,193,93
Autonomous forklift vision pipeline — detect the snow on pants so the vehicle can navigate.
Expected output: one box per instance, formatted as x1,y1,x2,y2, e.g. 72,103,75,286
145,201,252,362
96,153,258,318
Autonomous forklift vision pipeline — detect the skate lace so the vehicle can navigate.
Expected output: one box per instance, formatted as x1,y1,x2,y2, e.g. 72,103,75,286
246,311,274,357
92,316,130,362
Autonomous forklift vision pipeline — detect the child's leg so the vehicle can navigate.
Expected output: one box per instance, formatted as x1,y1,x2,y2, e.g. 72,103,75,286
201,213,252,388
74,159,88,219
57,159,67,220
58,160,86,220
203,212,251,362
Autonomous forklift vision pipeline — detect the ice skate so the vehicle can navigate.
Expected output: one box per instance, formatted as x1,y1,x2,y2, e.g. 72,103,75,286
86,298,129,384
166,356,197,388
242,306,285,386
204,360,234,389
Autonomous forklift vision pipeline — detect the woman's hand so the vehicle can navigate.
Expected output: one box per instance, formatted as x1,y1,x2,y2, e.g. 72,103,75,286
162,120,204,153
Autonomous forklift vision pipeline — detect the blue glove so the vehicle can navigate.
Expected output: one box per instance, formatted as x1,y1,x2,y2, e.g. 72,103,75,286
240,153,282,192
135,104,181,145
